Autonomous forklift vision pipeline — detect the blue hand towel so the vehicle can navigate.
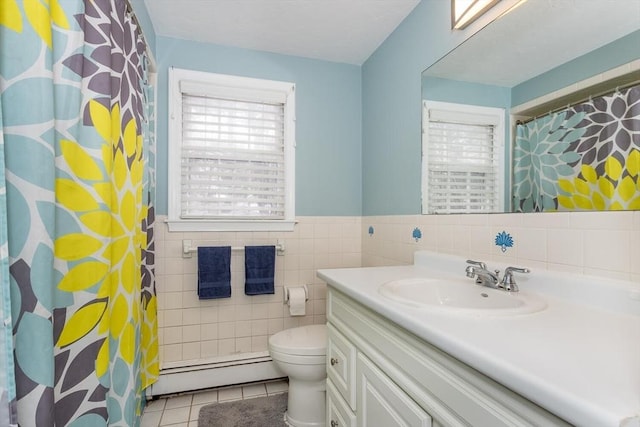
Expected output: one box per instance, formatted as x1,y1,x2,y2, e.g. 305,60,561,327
245,245,275,295
197,246,231,299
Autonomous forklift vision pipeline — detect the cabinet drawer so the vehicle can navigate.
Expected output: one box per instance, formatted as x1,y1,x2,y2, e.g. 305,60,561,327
327,323,357,410
327,380,357,427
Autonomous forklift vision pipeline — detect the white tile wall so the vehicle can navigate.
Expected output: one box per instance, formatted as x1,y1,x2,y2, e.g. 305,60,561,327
156,211,638,369
155,216,362,368
362,211,640,284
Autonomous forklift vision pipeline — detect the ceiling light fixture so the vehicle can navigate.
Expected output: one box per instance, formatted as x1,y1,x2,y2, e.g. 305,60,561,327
452,0,501,30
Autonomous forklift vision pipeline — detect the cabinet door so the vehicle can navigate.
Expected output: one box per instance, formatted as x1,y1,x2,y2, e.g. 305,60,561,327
327,323,357,409
327,380,357,427
357,353,432,427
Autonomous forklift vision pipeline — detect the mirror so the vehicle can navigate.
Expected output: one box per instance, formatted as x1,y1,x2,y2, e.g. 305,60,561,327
422,0,640,213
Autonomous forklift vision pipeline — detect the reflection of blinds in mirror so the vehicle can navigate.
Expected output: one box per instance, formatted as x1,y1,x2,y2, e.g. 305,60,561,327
423,101,504,214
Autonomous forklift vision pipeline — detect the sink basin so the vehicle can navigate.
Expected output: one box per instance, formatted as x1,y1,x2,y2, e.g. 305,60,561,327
378,277,547,316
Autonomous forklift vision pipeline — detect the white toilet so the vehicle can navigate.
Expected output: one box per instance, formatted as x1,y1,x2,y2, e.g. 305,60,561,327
268,324,327,427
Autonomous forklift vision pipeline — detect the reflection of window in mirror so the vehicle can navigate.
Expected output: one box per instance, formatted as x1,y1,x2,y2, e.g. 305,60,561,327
422,101,505,214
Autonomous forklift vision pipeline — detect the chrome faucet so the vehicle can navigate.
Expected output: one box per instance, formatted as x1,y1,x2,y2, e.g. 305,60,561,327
465,260,530,292
465,260,500,288
499,266,530,292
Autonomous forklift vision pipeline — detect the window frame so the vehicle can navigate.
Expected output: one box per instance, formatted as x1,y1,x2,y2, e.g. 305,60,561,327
167,67,296,232
422,100,506,214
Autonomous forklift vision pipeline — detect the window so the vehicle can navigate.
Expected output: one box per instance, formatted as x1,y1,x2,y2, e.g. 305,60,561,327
168,68,296,231
422,101,505,214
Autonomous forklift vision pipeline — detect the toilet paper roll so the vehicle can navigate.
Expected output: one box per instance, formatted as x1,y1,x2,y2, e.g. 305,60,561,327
287,287,306,316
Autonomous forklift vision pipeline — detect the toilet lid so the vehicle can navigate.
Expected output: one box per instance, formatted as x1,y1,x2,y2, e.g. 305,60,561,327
269,324,327,356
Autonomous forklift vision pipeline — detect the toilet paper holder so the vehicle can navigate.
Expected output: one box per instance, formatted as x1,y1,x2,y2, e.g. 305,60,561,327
284,285,309,303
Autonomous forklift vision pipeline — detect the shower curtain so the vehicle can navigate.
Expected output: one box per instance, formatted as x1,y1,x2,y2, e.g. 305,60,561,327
513,84,640,212
0,0,158,425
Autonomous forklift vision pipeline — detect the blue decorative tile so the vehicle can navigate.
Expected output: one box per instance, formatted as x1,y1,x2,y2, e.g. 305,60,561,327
368,226,374,236
495,231,514,252
412,227,422,242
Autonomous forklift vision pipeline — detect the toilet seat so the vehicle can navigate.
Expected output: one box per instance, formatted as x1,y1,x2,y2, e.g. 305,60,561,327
269,350,326,365
269,324,327,356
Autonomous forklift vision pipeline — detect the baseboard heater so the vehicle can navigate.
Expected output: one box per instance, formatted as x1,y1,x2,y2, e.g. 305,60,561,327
147,351,284,397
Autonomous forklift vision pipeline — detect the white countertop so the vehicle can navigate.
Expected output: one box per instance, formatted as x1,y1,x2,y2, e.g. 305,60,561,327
317,252,640,427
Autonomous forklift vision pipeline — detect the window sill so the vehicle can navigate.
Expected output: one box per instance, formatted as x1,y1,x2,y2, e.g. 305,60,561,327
165,219,297,233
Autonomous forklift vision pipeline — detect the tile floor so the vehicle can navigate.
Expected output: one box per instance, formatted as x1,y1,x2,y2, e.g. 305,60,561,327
141,380,289,427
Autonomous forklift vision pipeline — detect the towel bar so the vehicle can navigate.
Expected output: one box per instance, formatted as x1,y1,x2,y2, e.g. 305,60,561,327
182,239,285,258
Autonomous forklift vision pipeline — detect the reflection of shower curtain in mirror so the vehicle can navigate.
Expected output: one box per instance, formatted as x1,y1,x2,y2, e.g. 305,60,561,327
513,85,640,212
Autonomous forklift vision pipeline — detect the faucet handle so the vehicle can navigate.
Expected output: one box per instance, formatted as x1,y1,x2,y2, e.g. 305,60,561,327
499,266,530,292
466,259,487,270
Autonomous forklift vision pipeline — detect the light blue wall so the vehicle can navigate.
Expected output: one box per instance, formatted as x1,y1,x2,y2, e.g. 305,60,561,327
136,1,488,217
512,30,640,106
361,0,465,215
154,36,362,216
139,1,637,217
362,2,639,215
421,77,511,108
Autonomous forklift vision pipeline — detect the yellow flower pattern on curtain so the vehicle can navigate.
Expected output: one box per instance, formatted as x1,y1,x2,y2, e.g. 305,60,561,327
0,0,158,425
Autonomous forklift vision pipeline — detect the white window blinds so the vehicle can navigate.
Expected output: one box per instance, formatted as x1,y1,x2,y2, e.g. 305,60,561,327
423,101,504,214
181,93,286,219
167,68,296,231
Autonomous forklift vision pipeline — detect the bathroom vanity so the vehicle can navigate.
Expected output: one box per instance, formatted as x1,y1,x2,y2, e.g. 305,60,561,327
318,251,640,427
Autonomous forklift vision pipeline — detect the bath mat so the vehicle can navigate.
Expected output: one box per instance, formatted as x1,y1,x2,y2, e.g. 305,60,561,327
198,393,288,427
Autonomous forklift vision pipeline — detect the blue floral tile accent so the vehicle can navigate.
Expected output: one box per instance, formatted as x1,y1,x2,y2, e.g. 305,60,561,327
412,227,422,242
495,231,514,252
368,226,374,236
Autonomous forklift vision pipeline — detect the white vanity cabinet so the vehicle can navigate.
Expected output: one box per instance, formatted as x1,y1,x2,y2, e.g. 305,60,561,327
356,352,432,427
326,288,570,427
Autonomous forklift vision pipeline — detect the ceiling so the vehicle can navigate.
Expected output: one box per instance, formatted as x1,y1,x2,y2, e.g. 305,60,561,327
143,0,421,65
